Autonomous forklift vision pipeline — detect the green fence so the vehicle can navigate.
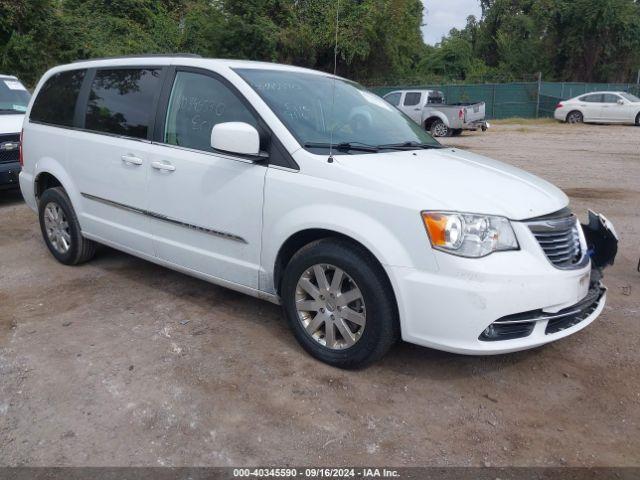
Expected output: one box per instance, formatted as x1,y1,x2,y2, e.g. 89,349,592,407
370,81,640,120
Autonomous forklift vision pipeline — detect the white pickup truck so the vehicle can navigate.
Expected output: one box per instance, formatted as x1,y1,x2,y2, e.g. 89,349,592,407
383,89,489,137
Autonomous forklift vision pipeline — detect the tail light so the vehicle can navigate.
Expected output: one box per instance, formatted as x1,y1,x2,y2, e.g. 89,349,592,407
555,102,564,110
19,129,23,167
459,109,464,119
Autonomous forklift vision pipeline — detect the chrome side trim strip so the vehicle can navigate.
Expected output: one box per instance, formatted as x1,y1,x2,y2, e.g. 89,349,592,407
81,192,247,244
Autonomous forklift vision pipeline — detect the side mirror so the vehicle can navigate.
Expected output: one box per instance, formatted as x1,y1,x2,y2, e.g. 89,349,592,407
617,99,625,105
211,122,263,158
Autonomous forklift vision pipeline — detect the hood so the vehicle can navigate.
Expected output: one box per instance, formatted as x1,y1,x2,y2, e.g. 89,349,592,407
0,114,24,135
336,147,568,221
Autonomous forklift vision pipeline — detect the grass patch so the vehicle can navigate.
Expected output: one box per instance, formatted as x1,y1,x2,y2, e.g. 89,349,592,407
491,117,557,125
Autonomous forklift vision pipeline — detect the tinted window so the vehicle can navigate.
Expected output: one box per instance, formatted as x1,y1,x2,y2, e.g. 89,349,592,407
581,94,603,103
427,92,444,104
602,94,621,103
164,71,257,152
404,92,421,106
31,70,85,127
85,69,161,139
384,93,401,106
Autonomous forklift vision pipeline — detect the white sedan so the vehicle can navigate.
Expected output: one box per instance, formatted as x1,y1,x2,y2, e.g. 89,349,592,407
554,91,640,125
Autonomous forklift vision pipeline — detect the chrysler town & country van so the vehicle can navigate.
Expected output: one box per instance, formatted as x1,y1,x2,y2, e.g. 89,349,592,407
19,56,616,368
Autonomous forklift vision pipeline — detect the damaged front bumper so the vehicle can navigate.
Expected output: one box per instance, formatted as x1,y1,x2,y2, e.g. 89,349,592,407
479,210,618,343
392,210,618,355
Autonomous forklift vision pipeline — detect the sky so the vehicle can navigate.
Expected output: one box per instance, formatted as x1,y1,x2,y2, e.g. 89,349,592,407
421,0,483,45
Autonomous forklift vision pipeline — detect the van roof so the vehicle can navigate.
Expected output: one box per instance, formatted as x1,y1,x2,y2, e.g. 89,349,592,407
55,55,335,78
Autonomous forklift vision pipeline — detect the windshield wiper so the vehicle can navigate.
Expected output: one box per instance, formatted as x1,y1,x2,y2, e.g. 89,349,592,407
376,141,443,150
304,142,379,153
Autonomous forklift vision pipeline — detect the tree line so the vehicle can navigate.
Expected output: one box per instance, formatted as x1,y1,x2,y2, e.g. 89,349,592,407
1,0,639,88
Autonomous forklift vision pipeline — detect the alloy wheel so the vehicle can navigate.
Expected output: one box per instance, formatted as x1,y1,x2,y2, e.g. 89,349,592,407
433,122,448,137
567,112,583,124
295,264,366,350
43,202,71,254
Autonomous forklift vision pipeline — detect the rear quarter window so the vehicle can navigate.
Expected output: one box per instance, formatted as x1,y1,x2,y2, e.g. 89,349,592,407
30,69,86,127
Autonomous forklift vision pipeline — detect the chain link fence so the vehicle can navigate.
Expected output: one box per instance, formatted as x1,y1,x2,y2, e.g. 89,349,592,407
369,80,640,120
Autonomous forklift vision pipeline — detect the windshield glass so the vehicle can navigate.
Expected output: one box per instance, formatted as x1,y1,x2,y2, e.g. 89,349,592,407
235,69,440,153
621,92,640,102
0,78,30,114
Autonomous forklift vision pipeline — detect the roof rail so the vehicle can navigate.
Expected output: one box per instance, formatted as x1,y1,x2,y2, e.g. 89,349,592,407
73,53,202,63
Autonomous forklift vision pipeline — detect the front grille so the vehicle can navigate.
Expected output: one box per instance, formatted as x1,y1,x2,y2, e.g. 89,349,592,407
527,213,583,268
0,134,20,164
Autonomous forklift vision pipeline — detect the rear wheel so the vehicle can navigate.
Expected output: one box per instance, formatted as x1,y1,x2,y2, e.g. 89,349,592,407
38,187,96,265
281,239,399,369
635,113,640,126
566,110,583,124
430,119,450,137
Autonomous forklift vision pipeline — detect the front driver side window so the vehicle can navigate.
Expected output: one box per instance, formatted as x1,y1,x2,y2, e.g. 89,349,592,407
602,94,621,103
164,71,258,153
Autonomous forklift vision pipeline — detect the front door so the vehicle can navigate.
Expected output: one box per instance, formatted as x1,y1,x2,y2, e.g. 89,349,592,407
398,91,424,124
147,69,266,289
601,93,631,122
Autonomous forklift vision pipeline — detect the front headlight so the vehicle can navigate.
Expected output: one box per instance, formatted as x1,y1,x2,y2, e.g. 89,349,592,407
421,211,519,258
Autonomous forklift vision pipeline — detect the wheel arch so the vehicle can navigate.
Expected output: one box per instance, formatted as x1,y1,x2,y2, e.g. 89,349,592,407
32,159,81,208
273,228,397,300
424,114,448,130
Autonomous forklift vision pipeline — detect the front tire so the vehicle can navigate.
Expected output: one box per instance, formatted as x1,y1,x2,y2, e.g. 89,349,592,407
430,119,450,137
566,110,583,124
281,239,399,369
38,187,96,265
635,113,639,126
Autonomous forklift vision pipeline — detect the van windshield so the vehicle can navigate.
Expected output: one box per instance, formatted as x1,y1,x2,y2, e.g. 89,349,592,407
0,78,30,114
235,69,440,153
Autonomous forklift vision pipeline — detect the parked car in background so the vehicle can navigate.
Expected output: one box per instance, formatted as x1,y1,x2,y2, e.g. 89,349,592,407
383,89,489,137
20,57,615,368
555,91,640,125
0,74,30,191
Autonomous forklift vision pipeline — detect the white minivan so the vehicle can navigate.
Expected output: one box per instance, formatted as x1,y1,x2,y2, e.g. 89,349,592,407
19,56,617,368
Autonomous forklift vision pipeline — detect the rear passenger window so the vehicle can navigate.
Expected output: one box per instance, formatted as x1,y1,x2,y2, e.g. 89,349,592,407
85,68,161,139
164,71,257,153
30,70,86,127
581,94,603,103
403,92,422,106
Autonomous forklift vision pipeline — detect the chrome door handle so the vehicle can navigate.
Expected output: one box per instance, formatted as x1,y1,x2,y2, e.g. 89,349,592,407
414,108,421,111
121,154,143,166
151,161,176,172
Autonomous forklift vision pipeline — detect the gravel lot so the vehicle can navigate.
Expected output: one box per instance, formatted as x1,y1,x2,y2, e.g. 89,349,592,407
1,121,638,467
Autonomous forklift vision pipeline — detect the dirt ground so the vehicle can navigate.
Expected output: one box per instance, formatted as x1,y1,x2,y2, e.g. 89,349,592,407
0,121,638,467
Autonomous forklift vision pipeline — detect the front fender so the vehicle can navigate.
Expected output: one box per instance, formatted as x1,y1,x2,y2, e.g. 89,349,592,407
261,204,423,294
